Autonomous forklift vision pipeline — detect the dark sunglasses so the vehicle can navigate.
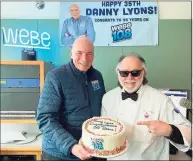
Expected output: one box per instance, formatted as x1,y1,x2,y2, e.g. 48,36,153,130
118,69,144,77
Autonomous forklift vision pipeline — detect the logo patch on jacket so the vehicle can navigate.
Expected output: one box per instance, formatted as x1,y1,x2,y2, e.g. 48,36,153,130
91,80,100,91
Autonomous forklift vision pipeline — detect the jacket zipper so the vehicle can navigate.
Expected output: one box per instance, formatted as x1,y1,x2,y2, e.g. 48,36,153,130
84,80,92,117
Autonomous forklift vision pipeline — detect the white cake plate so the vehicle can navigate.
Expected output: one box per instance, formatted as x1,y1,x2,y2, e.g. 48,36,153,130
79,139,129,159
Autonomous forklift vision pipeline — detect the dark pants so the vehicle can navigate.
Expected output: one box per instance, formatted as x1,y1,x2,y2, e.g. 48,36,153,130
41,152,107,161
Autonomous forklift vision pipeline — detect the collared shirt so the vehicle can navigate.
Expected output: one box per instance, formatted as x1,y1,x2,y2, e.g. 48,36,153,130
61,15,95,47
102,85,191,160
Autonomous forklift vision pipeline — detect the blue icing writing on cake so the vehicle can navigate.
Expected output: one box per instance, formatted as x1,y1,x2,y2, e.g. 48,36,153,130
91,138,104,150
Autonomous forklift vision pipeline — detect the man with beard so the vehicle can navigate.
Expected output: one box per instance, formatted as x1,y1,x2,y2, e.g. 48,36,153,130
101,53,191,160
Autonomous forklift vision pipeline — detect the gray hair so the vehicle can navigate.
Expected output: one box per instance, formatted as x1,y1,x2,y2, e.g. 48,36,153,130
116,52,148,85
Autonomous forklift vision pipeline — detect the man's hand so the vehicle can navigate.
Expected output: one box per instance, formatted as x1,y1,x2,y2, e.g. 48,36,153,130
71,144,92,160
136,120,172,137
65,33,71,37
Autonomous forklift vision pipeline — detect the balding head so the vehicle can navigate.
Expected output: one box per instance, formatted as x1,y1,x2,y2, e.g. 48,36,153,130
69,4,80,20
72,36,94,52
116,53,147,93
71,36,94,72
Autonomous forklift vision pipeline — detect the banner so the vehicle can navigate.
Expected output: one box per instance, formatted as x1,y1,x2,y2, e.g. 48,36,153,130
60,1,158,47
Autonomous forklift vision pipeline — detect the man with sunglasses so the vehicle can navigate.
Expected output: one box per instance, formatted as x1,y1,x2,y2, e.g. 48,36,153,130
101,54,191,160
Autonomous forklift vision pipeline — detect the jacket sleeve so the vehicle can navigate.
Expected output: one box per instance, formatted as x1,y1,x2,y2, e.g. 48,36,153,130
161,99,191,152
61,20,75,47
36,71,78,156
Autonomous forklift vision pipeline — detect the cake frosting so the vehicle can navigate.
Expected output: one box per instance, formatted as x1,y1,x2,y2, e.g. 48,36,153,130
80,117,127,157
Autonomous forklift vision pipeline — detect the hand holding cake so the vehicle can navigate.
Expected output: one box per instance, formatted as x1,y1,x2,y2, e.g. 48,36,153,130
71,144,92,160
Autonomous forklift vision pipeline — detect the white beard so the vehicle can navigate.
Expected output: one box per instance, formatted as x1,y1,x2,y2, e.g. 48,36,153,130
121,77,144,93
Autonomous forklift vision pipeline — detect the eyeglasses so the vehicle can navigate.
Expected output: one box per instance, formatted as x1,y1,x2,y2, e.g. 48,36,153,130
118,69,144,77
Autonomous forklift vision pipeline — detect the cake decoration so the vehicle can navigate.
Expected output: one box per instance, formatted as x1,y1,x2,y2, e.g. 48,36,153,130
80,117,128,158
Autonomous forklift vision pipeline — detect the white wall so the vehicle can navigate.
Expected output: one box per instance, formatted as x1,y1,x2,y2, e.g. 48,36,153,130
158,1,191,19
1,2,60,19
1,1,191,19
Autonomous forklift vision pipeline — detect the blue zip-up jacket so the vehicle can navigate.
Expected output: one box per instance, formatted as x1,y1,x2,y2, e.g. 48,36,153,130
36,60,105,160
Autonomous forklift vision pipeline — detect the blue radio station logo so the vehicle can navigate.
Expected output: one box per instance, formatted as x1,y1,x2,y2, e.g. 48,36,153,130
111,22,132,43
91,138,104,150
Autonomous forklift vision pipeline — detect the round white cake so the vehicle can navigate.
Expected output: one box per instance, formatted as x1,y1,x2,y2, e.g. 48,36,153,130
80,117,127,158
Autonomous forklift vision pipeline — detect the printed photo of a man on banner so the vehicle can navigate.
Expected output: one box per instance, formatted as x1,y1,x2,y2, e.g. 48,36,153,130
60,1,158,47
60,3,95,47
